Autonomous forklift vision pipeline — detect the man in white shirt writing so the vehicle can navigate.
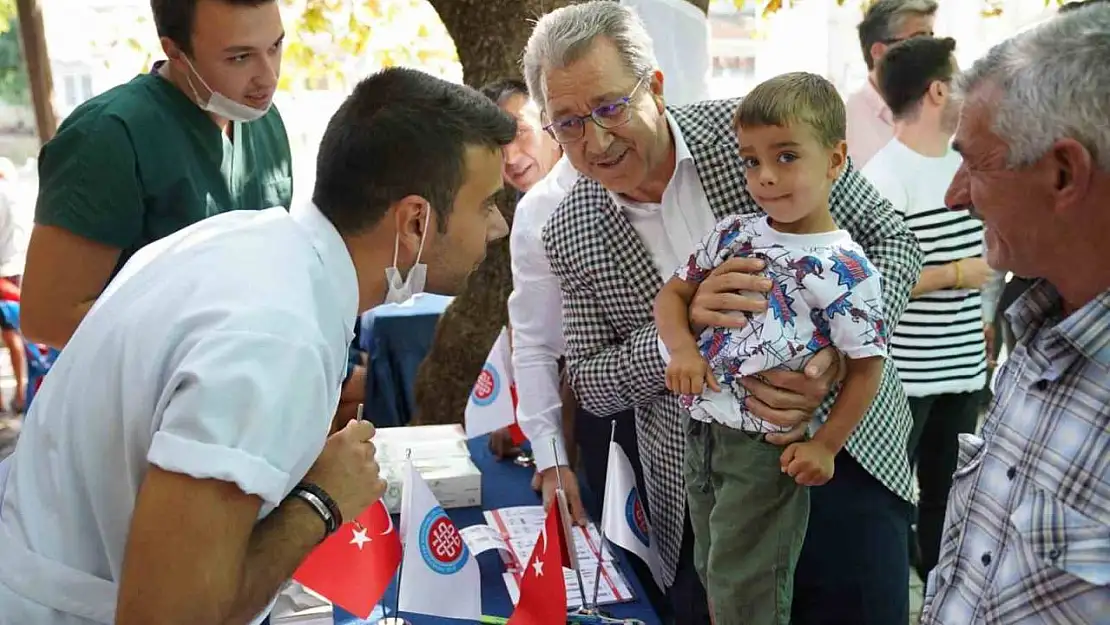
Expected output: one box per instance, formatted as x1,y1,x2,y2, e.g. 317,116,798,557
0,68,514,625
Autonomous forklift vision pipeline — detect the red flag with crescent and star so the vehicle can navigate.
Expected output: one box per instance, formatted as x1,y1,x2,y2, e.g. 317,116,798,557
506,500,571,624
293,499,401,619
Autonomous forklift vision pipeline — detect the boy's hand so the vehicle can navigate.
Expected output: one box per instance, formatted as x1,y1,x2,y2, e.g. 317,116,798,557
665,348,721,396
780,440,835,486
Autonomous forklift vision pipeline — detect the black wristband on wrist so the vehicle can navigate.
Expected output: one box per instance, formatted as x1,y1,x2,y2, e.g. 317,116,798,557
290,482,343,537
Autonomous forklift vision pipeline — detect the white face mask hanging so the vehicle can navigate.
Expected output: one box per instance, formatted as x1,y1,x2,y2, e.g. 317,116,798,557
384,207,431,305
181,55,270,123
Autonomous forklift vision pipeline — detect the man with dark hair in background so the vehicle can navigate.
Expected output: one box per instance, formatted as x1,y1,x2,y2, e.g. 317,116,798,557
20,0,292,350
480,79,563,197
0,67,514,625
862,35,995,587
847,0,937,167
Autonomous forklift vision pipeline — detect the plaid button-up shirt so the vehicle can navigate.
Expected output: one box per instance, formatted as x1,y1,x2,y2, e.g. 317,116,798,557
920,280,1109,624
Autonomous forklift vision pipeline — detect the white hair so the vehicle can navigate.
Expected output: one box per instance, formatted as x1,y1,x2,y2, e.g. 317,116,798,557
956,4,1110,170
521,1,658,114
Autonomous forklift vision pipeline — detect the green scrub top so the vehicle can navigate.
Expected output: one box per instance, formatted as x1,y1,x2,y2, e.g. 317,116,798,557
34,64,294,276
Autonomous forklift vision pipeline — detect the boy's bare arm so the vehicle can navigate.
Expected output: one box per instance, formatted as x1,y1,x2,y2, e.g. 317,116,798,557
811,356,885,454
653,277,701,355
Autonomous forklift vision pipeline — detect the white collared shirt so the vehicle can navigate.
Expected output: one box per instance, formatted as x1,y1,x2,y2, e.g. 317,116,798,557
608,112,717,283
508,156,581,470
0,201,357,624
509,114,716,470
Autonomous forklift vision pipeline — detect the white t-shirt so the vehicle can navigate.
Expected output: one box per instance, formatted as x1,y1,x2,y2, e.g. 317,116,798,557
862,139,987,397
0,201,357,624
664,214,888,433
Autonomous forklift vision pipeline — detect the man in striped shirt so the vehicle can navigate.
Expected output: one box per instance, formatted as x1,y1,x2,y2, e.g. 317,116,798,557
861,35,995,583
922,5,1109,623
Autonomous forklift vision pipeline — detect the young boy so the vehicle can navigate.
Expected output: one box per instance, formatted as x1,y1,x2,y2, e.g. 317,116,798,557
653,72,889,625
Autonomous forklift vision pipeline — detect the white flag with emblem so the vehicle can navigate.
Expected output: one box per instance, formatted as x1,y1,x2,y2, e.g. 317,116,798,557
600,440,664,589
464,326,516,438
398,459,481,620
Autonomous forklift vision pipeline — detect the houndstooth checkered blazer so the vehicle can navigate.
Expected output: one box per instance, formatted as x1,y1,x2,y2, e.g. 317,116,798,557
542,98,923,588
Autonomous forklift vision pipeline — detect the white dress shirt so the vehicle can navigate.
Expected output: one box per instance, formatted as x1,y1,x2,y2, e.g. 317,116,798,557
509,156,580,470
0,201,357,624
510,113,716,471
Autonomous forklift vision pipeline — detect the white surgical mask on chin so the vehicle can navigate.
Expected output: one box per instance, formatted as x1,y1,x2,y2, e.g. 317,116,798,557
181,55,270,123
384,208,431,305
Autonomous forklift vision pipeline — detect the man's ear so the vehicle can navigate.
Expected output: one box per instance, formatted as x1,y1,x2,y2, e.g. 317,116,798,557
390,195,431,262
1050,137,1094,217
650,69,666,113
869,43,887,71
828,140,848,179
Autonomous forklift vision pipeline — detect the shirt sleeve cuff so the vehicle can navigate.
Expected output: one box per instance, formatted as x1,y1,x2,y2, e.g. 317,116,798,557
532,435,570,472
148,430,291,507
657,337,671,364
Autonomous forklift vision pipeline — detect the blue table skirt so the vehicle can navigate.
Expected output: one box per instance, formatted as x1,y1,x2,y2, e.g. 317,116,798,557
359,295,453,428
332,435,661,625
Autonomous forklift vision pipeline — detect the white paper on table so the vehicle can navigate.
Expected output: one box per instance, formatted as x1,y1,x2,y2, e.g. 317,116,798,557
501,560,634,609
484,505,632,607
459,523,512,556
485,506,614,566
269,582,333,624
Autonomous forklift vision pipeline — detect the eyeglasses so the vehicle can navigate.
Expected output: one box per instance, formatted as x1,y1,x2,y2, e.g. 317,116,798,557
881,30,934,44
543,76,648,144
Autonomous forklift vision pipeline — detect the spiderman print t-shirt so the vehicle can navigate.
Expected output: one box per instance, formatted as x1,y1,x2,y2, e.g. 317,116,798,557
670,213,888,433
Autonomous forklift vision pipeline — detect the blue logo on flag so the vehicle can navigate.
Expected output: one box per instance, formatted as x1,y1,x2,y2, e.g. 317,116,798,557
624,488,651,547
470,363,500,407
419,506,469,575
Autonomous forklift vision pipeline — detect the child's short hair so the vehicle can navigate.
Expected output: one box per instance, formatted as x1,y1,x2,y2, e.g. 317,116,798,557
733,72,846,149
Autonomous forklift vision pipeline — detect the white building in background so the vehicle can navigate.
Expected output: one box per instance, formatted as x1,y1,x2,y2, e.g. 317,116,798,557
41,0,159,121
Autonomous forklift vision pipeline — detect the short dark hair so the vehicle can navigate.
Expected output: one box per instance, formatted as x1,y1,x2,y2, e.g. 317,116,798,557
479,78,529,107
857,0,938,70
1059,0,1110,12
876,36,957,120
734,72,846,149
150,0,272,54
313,67,517,235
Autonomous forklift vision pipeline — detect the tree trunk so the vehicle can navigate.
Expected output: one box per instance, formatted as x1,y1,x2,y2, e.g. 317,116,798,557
411,0,706,426
410,0,577,426
15,0,56,143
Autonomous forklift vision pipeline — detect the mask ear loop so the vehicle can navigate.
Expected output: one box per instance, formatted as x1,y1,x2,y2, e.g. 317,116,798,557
413,205,431,263
393,205,432,282
179,54,214,104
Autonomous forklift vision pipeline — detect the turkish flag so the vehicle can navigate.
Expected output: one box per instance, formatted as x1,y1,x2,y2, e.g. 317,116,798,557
293,499,401,619
507,502,571,624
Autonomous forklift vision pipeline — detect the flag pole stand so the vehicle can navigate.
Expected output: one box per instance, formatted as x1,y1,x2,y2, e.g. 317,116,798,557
377,449,412,625
551,439,592,616
582,420,619,613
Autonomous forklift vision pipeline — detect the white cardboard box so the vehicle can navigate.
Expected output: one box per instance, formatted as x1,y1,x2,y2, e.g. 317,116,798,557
375,425,482,513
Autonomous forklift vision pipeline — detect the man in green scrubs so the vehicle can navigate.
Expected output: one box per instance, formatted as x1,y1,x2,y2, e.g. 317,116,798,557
20,0,293,349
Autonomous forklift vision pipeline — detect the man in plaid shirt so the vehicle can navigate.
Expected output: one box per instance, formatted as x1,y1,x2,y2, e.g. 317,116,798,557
922,5,1110,624
524,3,923,623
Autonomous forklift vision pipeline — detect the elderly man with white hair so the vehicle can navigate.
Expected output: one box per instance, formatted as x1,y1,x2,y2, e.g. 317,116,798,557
522,2,923,623
921,5,1110,624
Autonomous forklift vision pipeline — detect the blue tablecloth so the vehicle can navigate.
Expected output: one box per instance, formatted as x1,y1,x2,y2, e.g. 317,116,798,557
333,435,661,625
359,295,453,428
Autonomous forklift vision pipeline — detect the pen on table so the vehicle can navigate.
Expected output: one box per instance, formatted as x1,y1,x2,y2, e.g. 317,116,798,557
478,616,509,624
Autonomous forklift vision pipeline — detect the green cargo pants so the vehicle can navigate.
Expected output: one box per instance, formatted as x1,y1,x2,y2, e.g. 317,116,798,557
684,418,810,625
